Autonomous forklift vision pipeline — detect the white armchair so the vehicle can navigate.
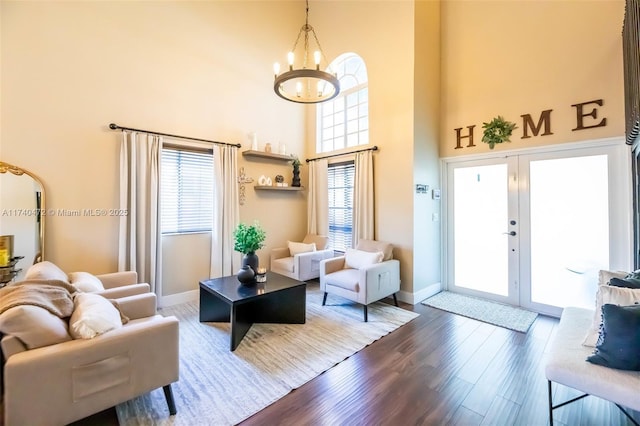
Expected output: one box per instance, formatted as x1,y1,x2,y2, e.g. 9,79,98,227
270,234,335,281
320,239,400,322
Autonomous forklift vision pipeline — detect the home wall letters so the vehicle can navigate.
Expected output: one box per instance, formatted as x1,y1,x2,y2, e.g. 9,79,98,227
454,99,607,149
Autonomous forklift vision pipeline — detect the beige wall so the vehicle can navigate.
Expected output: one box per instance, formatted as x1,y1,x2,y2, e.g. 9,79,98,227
1,1,308,291
441,0,626,157
308,0,419,294
413,0,441,296
162,233,211,296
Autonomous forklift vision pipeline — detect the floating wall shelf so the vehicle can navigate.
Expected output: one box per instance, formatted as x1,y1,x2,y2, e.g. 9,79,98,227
254,185,304,191
242,150,292,162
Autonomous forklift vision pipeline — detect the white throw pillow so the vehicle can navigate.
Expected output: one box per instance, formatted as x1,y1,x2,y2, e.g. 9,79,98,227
0,305,71,349
69,293,123,339
24,261,68,282
288,241,316,256
582,284,640,347
344,248,384,270
68,271,105,293
597,269,628,286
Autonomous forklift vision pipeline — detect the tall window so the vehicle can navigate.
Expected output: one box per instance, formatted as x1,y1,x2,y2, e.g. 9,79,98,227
317,53,368,153
328,161,355,252
161,147,214,234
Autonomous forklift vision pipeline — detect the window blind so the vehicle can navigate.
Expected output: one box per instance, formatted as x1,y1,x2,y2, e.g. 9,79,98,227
161,147,214,234
328,162,355,252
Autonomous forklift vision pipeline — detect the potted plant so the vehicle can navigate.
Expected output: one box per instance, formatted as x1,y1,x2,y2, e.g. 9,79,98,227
233,222,266,276
290,155,301,187
482,116,518,150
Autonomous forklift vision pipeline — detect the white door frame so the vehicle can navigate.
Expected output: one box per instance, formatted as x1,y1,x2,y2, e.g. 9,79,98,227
441,137,633,316
444,156,520,306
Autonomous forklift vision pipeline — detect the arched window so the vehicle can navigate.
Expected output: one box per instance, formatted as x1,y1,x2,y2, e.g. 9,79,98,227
316,53,368,153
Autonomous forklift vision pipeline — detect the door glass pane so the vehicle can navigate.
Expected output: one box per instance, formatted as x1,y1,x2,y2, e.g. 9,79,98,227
453,164,509,296
529,155,609,309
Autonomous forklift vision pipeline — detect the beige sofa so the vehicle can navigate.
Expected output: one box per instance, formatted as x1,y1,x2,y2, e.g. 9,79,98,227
545,306,640,424
545,270,640,424
1,265,179,426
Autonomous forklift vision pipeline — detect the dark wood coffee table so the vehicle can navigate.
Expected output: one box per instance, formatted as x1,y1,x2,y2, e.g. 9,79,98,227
199,272,306,351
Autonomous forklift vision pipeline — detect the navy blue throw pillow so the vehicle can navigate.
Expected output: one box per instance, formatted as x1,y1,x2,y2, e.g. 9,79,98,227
586,304,640,371
609,277,640,289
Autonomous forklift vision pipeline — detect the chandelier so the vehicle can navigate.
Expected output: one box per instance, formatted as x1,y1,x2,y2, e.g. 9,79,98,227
273,0,340,104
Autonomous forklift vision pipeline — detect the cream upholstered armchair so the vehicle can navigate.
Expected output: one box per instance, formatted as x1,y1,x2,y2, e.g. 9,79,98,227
270,234,335,281
319,239,400,322
1,261,179,425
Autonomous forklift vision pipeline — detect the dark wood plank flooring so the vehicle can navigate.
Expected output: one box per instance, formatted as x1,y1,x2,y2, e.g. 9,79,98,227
71,296,640,426
240,298,640,426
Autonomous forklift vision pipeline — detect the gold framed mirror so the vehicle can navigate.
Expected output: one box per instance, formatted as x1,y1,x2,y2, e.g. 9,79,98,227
0,161,45,282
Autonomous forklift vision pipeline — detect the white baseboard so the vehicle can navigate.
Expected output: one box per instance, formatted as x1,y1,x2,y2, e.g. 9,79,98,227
159,283,442,308
398,282,442,305
159,289,198,308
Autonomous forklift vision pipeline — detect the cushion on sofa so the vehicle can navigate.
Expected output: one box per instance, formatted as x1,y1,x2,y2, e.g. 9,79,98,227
609,277,640,289
324,268,360,292
597,269,628,286
356,239,393,261
625,269,640,280
345,248,383,270
583,285,640,347
586,304,640,371
24,261,68,282
69,293,125,339
0,305,71,349
288,241,316,256
68,271,105,292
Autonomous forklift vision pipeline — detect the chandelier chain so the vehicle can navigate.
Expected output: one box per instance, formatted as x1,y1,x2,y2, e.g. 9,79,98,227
288,0,321,70
310,28,329,70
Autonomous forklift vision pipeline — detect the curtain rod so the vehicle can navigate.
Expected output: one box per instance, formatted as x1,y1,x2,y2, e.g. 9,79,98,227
305,145,378,163
108,123,241,148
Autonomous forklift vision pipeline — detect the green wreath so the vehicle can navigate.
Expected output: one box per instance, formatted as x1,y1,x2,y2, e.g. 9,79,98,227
482,116,518,149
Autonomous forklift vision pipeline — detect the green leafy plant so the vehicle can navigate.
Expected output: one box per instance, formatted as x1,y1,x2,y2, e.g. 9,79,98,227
290,155,301,170
233,222,266,254
482,116,518,149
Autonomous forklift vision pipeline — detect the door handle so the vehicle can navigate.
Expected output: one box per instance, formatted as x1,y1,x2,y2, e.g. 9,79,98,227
503,231,516,236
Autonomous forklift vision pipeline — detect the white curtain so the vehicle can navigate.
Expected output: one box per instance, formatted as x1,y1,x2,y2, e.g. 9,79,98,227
118,131,162,296
307,159,329,236
210,144,240,278
353,150,374,244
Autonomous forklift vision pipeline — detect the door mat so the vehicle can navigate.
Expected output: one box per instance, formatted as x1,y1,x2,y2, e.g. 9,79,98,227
422,291,538,333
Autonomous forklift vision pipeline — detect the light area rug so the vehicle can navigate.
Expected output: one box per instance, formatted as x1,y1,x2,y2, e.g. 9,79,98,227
116,283,418,425
422,291,538,333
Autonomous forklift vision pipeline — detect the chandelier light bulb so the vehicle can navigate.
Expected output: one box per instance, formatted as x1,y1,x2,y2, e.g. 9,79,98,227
314,51,321,69
273,62,280,77
288,52,295,70
296,81,302,97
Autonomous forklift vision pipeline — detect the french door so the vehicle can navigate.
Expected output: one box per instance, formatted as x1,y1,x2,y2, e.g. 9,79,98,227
444,140,632,317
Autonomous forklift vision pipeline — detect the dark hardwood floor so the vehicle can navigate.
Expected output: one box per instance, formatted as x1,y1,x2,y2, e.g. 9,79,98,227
240,299,639,426
72,296,639,426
